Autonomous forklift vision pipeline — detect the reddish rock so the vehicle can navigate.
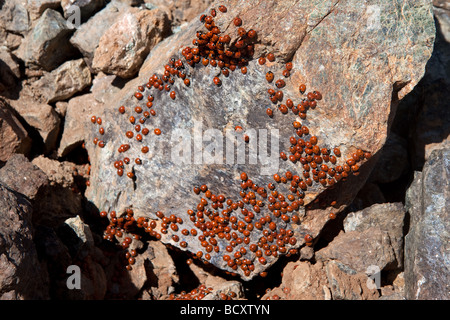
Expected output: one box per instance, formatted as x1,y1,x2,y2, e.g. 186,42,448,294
0,99,32,162
0,184,49,299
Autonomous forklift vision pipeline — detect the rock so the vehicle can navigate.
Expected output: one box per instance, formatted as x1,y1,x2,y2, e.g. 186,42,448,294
325,260,379,300
145,241,179,298
0,46,21,92
61,0,106,22
0,0,30,35
32,155,76,188
70,0,134,66
27,0,62,21
7,87,61,153
404,147,450,300
0,153,48,200
343,202,405,269
316,228,397,274
18,9,75,71
369,133,409,184
0,99,32,163
33,58,92,103
0,184,49,299
263,261,330,300
57,72,124,157
85,0,435,280
144,0,213,26
92,8,171,78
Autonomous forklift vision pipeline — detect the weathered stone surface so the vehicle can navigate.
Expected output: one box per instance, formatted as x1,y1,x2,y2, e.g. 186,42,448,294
0,46,21,92
70,0,134,66
0,153,48,200
0,99,32,162
84,0,435,280
404,147,450,300
316,228,397,274
343,202,405,269
18,9,75,71
27,0,62,21
0,0,30,35
61,0,106,22
144,0,214,26
32,155,76,188
92,8,171,78
57,72,124,157
0,184,49,299
324,260,379,300
33,58,92,103
7,88,61,153
263,261,330,300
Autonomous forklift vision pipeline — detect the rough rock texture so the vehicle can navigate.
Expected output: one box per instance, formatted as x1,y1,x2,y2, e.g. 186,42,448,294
84,0,435,280
7,88,61,153
33,58,92,103
0,46,21,91
92,8,171,78
144,0,214,27
0,0,30,35
0,184,49,299
0,153,49,200
0,99,32,162
343,202,406,269
404,147,450,300
70,0,134,66
262,260,379,300
27,0,62,21
57,73,125,157
18,9,75,71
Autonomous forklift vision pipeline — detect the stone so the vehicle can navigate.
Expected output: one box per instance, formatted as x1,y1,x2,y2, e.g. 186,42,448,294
92,8,171,78
32,155,76,188
315,228,397,274
0,46,21,92
262,261,330,300
0,0,30,35
27,0,62,21
33,58,92,103
324,260,379,300
70,0,134,66
57,72,124,157
0,99,32,163
0,184,50,299
343,202,405,269
404,147,450,300
0,153,48,200
144,0,213,26
7,87,61,153
84,0,435,280
18,9,75,71
61,0,106,22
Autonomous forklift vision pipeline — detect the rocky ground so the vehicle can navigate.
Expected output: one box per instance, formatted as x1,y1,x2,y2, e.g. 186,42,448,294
0,0,448,300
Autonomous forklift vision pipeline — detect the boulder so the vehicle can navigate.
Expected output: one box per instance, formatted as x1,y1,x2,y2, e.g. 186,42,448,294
83,0,435,280
404,147,450,300
33,58,92,103
0,99,32,163
18,9,75,71
69,0,135,66
92,8,171,78
0,184,50,299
